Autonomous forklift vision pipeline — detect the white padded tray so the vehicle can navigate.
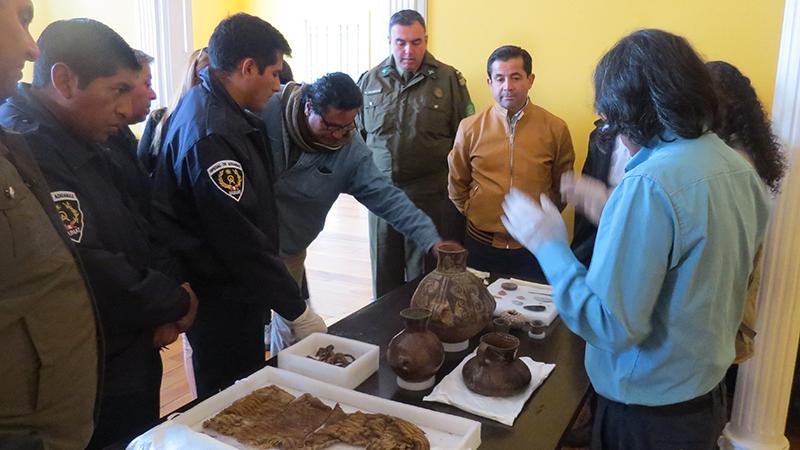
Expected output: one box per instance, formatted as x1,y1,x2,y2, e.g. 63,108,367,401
278,332,379,389
489,278,558,326
127,366,482,450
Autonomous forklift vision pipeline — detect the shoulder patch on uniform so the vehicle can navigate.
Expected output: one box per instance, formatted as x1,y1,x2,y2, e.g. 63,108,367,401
207,160,245,202
465,102,475,116
51,190,84,243
456,70,467,86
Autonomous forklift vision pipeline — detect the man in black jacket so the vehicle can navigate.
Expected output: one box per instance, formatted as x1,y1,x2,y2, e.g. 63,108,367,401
0,19,198,449
151,13,325,399
104,49,157,217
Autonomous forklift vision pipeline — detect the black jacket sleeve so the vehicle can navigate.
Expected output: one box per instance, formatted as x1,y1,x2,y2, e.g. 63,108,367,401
79,248,189,334
570,127,614,267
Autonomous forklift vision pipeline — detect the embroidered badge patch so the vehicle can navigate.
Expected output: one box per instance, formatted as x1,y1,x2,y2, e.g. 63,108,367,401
207,160,245,201
51,190,84,243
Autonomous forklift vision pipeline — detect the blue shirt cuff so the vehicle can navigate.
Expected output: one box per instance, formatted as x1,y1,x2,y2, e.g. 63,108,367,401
536,240,580,284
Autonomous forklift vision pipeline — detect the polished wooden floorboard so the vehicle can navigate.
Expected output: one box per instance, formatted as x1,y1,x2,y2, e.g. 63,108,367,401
159,194,372,417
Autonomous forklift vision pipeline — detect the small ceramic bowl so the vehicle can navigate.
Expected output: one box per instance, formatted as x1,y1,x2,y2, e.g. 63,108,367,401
527,320,547,340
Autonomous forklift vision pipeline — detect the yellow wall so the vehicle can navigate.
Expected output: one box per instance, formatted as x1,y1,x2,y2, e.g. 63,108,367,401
21,0,786,165
191,0,248,50
23,0,139,81
427,0,785,166
23,1,249,80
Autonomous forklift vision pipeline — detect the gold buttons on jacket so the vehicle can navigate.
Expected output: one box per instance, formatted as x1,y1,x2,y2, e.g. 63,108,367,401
4,186,15,199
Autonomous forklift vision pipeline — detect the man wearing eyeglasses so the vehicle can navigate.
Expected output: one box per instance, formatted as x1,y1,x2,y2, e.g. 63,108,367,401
261,72,446,352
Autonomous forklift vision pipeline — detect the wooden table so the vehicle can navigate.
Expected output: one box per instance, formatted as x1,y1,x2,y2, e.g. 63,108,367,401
313,278,591,450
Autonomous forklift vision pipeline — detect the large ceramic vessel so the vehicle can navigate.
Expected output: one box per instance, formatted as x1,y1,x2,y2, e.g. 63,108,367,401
409,244,495,351
386,308,444,391
462,332,531,397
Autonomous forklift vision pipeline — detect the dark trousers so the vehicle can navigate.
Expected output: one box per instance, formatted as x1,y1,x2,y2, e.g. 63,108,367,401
464,234,546,282
187,301,267,400
592,382,727,450
85,388,159,450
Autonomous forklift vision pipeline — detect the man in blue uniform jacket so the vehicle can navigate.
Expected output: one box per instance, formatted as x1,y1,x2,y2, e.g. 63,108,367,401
150,13,326,399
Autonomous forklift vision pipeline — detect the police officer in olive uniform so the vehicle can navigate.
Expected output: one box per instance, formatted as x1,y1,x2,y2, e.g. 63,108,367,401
0,6,100,449
358,9,473,298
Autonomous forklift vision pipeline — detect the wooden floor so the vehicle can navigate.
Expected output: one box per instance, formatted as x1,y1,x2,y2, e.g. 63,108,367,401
159,194,372,416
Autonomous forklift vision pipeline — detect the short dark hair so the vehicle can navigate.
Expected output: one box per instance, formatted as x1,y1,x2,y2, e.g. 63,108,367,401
208,13,291,75
32,19,140,89
303,72,363,115
487,45,532,77
593,29,717,147
389,9,426,32
706,61,786,192
133,49,154,66
279,60,294,84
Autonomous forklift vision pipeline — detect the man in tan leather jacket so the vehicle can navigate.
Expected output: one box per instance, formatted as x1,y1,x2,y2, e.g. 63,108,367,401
448,45,574,281
0,1,100,448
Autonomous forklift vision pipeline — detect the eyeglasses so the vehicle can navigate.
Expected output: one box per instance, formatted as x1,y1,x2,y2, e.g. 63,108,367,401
318,114,356,133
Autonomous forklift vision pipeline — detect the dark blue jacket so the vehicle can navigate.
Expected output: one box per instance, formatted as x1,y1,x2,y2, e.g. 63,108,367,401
0,83,189,396
150,69,304,320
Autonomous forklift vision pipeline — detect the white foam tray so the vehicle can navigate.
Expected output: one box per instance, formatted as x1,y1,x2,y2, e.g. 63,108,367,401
489,278,559,326
127,366,481,450
278,332,379,389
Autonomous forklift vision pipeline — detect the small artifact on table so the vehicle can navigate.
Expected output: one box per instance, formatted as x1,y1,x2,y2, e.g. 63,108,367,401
493,317,511,334
307,344,355,367
203,384,431,449
497,290,507,296
462,332,531,397
528,320,547,340
523,304,546,312
387,308,445,391
500,282,518,291
498,310,529,330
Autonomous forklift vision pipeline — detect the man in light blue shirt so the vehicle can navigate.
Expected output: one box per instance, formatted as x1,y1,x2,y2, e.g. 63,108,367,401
502,29,770,450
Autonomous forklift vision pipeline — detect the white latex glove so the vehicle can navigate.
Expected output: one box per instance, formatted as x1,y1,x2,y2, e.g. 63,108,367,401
502,189,568,255
269,311,295,355
270,305,327,354
560,172,610,226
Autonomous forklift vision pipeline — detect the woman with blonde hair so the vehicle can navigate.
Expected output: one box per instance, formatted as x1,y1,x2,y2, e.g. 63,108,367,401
137,47,209,175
